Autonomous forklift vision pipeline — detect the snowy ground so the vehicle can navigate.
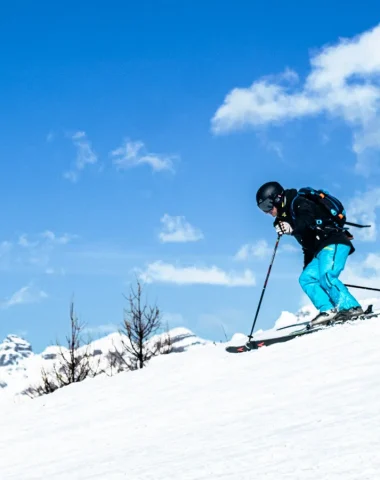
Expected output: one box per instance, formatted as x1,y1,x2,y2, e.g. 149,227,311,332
0,327,209,400
1,317,380,479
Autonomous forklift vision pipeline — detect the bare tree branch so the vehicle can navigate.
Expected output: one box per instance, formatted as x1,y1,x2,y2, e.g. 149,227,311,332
26,300,100,398
108,279,172,372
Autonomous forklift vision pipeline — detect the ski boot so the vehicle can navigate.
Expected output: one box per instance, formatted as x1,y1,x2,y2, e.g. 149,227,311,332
309,308,338,327
333,306,364,323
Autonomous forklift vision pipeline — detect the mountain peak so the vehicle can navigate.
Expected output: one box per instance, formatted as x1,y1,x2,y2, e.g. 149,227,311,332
0,334,33,367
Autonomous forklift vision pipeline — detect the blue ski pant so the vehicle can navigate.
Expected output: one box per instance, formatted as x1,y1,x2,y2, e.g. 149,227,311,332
299,244,361,312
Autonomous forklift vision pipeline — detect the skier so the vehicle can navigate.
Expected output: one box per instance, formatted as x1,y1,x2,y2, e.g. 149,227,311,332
256,181,363,325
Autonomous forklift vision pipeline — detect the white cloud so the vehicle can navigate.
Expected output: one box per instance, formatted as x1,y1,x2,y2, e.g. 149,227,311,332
18,235,39,248
18,231,77,249
346,187,380,241
138,261,255,286
45,267,66,275
64,131,98,182
1,284,48,309
41,231,77,245
362,253,380,271
234,240,272,261
111,139,175,173
1,231,77,273
63,171,79,182
159,214,204,243
344,253,380,281
211,24,380,175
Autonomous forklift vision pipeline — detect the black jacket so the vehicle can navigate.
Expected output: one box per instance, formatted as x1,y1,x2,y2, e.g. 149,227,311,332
275,189,355,268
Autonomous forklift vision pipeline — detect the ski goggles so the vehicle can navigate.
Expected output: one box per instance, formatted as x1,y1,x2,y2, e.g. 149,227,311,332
258,197,275,213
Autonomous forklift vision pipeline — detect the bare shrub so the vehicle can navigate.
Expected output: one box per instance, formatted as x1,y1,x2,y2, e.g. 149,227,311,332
108,279,172,372
26,301,100,398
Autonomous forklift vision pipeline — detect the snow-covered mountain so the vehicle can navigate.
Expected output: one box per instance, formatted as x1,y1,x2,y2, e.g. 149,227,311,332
0,335,34,391
0,327,211,400
0,304,316,390
0,335,33,368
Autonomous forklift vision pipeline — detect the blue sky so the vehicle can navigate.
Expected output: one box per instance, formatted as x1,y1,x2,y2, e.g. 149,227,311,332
2,1,380,352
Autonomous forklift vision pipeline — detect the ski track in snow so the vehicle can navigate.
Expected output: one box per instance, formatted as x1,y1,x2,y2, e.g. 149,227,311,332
1,318,380,479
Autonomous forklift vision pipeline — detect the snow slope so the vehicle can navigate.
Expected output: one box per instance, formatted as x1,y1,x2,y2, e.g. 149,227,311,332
0,327,209,400
1,317,380,479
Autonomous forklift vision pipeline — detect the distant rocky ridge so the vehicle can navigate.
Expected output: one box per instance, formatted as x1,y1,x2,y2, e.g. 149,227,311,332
0,335,33,368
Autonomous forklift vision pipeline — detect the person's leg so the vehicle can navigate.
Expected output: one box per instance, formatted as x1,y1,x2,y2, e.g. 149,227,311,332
299,257,335,312
318,244,362,315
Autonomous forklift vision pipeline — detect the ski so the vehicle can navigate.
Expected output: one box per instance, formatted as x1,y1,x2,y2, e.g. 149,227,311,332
226,307,380,354
225,325,325,353
276,321,310,331
275,305,374,332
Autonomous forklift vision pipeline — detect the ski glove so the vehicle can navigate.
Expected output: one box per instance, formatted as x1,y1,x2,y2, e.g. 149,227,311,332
275,221,293,236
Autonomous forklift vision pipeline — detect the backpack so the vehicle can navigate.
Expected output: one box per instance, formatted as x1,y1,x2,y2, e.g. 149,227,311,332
290,187,346,229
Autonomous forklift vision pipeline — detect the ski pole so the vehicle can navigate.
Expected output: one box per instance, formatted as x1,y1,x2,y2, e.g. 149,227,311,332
248,235,281,340
345,283,380,293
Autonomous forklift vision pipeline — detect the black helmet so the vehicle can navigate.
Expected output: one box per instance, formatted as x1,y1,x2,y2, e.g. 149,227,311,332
256,181,284,212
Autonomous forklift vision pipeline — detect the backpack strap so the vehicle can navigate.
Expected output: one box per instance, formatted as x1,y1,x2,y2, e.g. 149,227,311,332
289,190,327,230
289,195,298,222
